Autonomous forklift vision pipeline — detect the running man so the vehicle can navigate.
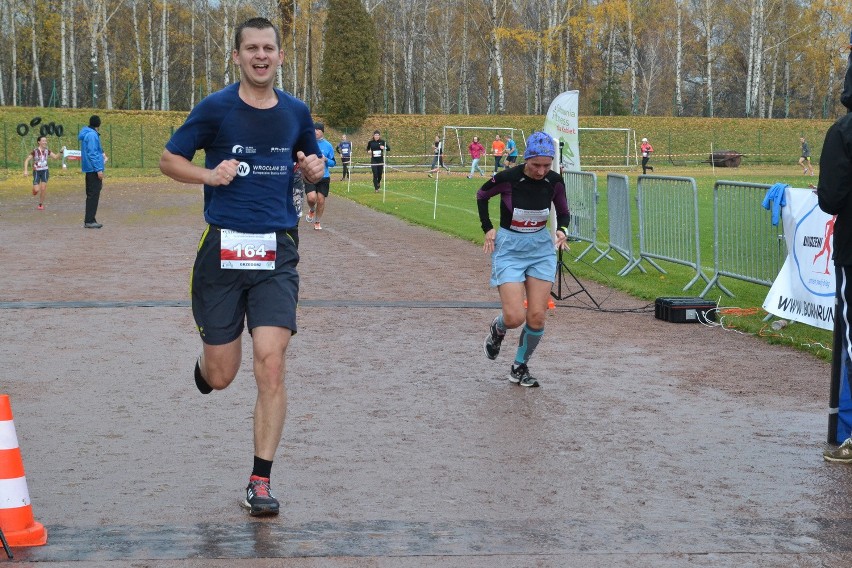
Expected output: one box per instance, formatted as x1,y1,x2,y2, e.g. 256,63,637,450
427,135,450,177
800,137,815,176
477,131,570,387
491,134,506,172
336,134,352,180
504,134,518,169
23,135,60,210
366,130,389,193
159,16,324,517
304,122,336,230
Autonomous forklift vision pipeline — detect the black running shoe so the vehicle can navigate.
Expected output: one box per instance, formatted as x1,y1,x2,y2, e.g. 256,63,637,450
194,359,212,394
484,316,505,360
242,475,280,516
509,364,539,387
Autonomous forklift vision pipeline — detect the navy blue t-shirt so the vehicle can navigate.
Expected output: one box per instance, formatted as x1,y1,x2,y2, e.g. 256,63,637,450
165,83,320,233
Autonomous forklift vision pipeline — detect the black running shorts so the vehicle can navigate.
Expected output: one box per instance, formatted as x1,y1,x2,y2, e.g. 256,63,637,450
191,226,300,345
305,177,330,197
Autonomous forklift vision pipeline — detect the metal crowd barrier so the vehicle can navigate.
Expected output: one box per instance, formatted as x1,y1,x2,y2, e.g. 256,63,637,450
563,170,606,261
622,175,710,292
700,180,787,297
595,173,643,275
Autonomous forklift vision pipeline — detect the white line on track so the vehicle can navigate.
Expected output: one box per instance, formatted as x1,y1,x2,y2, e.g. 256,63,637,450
321,227,380,257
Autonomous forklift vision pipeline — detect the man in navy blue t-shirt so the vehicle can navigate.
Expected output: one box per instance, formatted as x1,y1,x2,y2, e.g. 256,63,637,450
336,134,352,180
159,16,324,518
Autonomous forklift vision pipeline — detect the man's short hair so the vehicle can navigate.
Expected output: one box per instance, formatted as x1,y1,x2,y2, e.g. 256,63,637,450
235,17,280,51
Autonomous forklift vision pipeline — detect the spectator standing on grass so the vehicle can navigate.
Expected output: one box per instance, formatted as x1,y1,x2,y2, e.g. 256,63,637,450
800,137,815,176
468,136,486,178
477,131,570,388
366,130,389,192
428,135,451,177
304,122,336,231
504,134,518,169
79,115,107,228
640,137,654,174
818,32,852,463
491,134,506,172
336,134,352,180
23,135,60,211
158,17,325,516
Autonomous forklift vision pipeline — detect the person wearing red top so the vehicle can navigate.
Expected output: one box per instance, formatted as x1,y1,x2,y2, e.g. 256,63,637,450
467,136,486,178
23,135,61,210
640,137,654,174
491,134,506,172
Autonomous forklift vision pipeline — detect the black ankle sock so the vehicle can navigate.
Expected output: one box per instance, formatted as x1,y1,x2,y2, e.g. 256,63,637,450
252,456,273,479
194,359,213,394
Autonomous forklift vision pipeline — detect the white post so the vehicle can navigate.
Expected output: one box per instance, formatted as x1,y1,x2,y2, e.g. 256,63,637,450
710,142,715,176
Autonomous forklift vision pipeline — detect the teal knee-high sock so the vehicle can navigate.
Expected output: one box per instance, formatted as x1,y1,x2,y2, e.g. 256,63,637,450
514,324,544,366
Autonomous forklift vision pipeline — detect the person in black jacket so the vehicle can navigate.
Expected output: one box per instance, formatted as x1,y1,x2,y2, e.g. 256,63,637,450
366,130,389,192
817,31,852,462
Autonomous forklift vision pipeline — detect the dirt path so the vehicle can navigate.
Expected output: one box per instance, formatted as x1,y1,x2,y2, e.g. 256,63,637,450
1,178,850,567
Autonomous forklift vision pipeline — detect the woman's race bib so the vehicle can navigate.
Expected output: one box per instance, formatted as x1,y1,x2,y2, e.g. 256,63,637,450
510,208,549,232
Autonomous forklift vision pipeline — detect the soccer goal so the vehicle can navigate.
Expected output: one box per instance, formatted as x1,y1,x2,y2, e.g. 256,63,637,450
443,126,526,170
577,128,638,169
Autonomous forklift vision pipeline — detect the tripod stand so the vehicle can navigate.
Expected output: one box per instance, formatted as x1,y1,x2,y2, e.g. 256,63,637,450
551,245,601,308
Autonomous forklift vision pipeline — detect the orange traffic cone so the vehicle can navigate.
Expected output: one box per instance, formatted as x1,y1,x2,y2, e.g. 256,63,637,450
0,395,47,547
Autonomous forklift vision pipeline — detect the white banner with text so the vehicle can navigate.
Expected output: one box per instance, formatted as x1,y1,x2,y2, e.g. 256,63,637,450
763,186,835,330
543,91,580,172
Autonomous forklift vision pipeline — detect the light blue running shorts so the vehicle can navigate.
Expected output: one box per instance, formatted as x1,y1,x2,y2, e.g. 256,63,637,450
490,228,556,287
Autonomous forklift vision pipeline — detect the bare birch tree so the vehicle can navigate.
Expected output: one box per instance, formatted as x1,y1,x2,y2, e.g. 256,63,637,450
390,11,399,113
639,31,663,115
160,0,168,110
0,1,5,105
100,0,114,109
766,44,779,117
11,0,17,106
222,2,233,86
745,0,765,117
626,0,637,114
131,0,146,109
693,0,716,116
303,2,312,104
61,0,68,106
148,2,157,108
459,0,470,114
204,0,212,96
70,0,77,107
87,2,100,107
489,0,506,113
419,0,427,114
190,0,196,107
675,0,683,115
30,0,44,106
431,3,453,112
398,0,417,114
